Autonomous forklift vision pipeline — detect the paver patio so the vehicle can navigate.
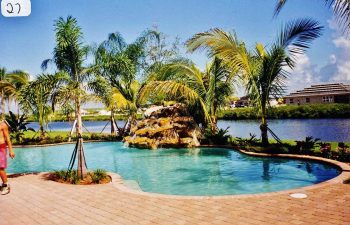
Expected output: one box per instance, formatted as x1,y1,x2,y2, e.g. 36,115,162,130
1,172,349,225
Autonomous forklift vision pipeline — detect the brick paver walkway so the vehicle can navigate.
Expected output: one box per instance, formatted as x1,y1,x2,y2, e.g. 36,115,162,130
0,173,349,225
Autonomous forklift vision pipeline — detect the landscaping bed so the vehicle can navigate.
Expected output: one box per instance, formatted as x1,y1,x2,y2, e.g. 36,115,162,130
46,169,111,185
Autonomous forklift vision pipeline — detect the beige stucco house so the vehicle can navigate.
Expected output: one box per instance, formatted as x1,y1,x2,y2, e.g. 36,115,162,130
284,83,350,105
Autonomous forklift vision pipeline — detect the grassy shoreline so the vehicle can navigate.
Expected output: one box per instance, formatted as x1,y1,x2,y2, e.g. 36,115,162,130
16,130,350,147
25,104,350,122
218,104,350,120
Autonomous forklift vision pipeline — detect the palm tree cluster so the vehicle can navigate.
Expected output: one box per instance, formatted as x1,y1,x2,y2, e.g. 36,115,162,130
186,19,322,145
0,13,323,149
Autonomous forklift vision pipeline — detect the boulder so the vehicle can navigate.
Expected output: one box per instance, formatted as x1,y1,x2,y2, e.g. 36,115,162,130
124,104,201,149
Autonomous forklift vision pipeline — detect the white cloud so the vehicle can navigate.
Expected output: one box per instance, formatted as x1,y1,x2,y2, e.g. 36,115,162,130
333,36,350,49
286,54,320,92
332,62,350,81
286,17,350,93
329,54,337,64
328,17,350,83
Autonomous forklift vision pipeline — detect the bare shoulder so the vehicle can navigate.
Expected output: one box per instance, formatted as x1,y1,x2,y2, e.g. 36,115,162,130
0,121,7,131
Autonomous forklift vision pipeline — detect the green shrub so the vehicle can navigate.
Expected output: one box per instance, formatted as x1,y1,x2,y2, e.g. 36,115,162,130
91,133,101,140
293,136,321,154
53,170,67,180
234,133,260,148
53,169,109,184
90,169,108,184
202,127,230,145
54,135,66,143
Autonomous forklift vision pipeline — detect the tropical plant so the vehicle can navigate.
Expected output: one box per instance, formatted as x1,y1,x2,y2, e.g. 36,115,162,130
5,111,34,142
235,133,260,147
90,169,108,184
275,0,350,35
93,32,146,135
60,103,75,122
141,28,181,74
42,16,91,137
187,19,322,145
42,16,92,178
88,75,128,135
295,136,321,154
0,67,30,118
19,74,60,140
139,57,235,131
52,169,109,184
203,127,230,145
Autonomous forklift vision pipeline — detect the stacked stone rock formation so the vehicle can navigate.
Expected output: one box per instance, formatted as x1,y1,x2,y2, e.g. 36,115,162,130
124,104,201,149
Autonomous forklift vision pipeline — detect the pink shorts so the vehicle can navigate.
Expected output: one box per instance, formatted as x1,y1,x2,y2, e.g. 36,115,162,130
0,144,7,169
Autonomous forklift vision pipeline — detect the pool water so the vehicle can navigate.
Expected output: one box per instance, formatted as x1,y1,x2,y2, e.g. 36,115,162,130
8,142,340,196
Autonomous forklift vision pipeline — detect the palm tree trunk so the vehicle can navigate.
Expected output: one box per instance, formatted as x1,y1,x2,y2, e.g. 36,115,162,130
39,124,45,141
210,115,218,133
260,108,269,146
75,97,83,136
75,94,87,178
111,110,117,135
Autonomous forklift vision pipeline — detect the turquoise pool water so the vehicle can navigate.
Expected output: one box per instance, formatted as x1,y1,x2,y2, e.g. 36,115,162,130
8,142,340,196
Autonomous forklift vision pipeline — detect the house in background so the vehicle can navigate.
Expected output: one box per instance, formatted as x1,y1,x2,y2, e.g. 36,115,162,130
233,96,250,108
284,83,350,105
230,96,280,108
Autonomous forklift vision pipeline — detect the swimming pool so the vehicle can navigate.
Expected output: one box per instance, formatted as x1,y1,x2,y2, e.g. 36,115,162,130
8,142,340,196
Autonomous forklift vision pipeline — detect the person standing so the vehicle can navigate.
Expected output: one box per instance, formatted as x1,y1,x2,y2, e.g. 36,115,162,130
0,121,15,195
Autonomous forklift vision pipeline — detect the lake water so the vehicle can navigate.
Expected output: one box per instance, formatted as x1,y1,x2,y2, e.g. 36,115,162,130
29,118,350,142
217,119,350,142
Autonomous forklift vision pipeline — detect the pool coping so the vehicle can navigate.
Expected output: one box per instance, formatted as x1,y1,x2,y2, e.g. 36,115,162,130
10,142,350,200
107,145,350,199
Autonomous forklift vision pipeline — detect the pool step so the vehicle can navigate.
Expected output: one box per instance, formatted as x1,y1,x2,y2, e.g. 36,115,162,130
123,180,142,191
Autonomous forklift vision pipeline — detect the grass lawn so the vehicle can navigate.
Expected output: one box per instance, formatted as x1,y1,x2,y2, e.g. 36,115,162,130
22,130,72,139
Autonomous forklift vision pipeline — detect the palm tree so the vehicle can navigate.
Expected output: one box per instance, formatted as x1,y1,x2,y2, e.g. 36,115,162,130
275,0,350,35
19,74,58,140
138,58,235,131
0,68,30,119
187,19,323,145
42,16,91,178
88,75,128,135
93,32,145,135
42,16,90,137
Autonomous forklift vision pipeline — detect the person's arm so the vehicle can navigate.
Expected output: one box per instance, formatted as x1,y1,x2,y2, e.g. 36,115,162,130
3,123,14,159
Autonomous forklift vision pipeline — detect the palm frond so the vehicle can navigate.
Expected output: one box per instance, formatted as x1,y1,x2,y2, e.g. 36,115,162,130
138,81,211,123
187,28,250,77
275,0,349,35
274,0,287,17
328,0,350,35
277,18,323,66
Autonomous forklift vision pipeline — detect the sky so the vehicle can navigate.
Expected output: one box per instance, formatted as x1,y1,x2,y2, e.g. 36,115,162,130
0,0,349,99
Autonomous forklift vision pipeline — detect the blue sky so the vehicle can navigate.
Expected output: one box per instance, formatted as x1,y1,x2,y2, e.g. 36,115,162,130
0,0,348,95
